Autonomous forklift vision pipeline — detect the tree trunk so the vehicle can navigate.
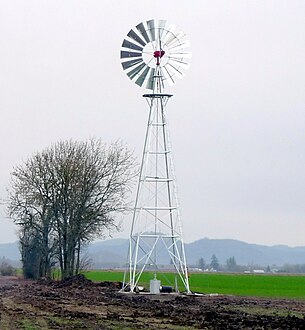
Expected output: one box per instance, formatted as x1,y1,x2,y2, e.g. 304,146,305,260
75,239,81,275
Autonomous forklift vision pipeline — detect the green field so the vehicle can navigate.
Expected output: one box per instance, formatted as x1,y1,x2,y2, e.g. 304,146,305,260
83,270,305,300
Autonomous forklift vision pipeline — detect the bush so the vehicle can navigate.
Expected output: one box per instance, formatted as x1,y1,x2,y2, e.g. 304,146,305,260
0,261,17,276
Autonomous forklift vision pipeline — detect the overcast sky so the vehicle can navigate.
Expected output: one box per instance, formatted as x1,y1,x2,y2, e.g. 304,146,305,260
0,1,305,246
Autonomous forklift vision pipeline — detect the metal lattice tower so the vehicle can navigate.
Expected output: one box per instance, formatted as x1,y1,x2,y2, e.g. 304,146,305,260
119,19,191,293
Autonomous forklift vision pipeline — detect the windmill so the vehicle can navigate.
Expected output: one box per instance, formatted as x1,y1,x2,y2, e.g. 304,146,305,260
119,19,191,294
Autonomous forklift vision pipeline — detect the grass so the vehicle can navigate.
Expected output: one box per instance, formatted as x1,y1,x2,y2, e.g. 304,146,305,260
189,273,305,299
83,270,305,300
48,316,84,327
84,270,125,282
20,319,39,330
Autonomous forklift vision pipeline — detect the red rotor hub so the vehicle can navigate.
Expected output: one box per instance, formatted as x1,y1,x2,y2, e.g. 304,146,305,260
153,50,165,65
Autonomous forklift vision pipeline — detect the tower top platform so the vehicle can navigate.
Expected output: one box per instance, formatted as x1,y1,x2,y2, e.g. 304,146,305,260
143,93,173,98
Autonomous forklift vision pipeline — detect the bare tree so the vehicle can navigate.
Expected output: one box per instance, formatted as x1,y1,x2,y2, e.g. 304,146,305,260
9,152,58,278
8,139,136,279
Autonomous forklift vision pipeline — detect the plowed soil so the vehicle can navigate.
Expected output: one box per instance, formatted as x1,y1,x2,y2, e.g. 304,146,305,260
1,275,305,329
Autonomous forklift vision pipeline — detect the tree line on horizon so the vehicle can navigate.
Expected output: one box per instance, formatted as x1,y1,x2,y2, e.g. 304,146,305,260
193,255,305,274
195,254,241,272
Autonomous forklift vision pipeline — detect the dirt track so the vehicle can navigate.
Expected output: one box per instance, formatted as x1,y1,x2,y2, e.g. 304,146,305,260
0,275,305,329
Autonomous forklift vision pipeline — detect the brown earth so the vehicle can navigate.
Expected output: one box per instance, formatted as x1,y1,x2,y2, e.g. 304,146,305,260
0,275,305,329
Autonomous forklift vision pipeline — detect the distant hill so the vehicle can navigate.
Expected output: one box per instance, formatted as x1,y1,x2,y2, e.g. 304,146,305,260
86,239,127,268
0,241,20,261
2,238,305,268
86,238,305,268
185,238,305,267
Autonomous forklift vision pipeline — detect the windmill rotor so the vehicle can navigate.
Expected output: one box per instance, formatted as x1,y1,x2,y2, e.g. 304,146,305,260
120,19,191,89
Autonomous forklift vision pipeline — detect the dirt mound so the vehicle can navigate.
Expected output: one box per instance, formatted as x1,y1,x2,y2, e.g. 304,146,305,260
1,276,305,329
54,274,93,288
96,280,122,290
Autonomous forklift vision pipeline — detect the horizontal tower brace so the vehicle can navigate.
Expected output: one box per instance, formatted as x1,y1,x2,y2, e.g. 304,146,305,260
131,234,180,239
142,177,173,182
137,206,177,211
145,151,170,154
